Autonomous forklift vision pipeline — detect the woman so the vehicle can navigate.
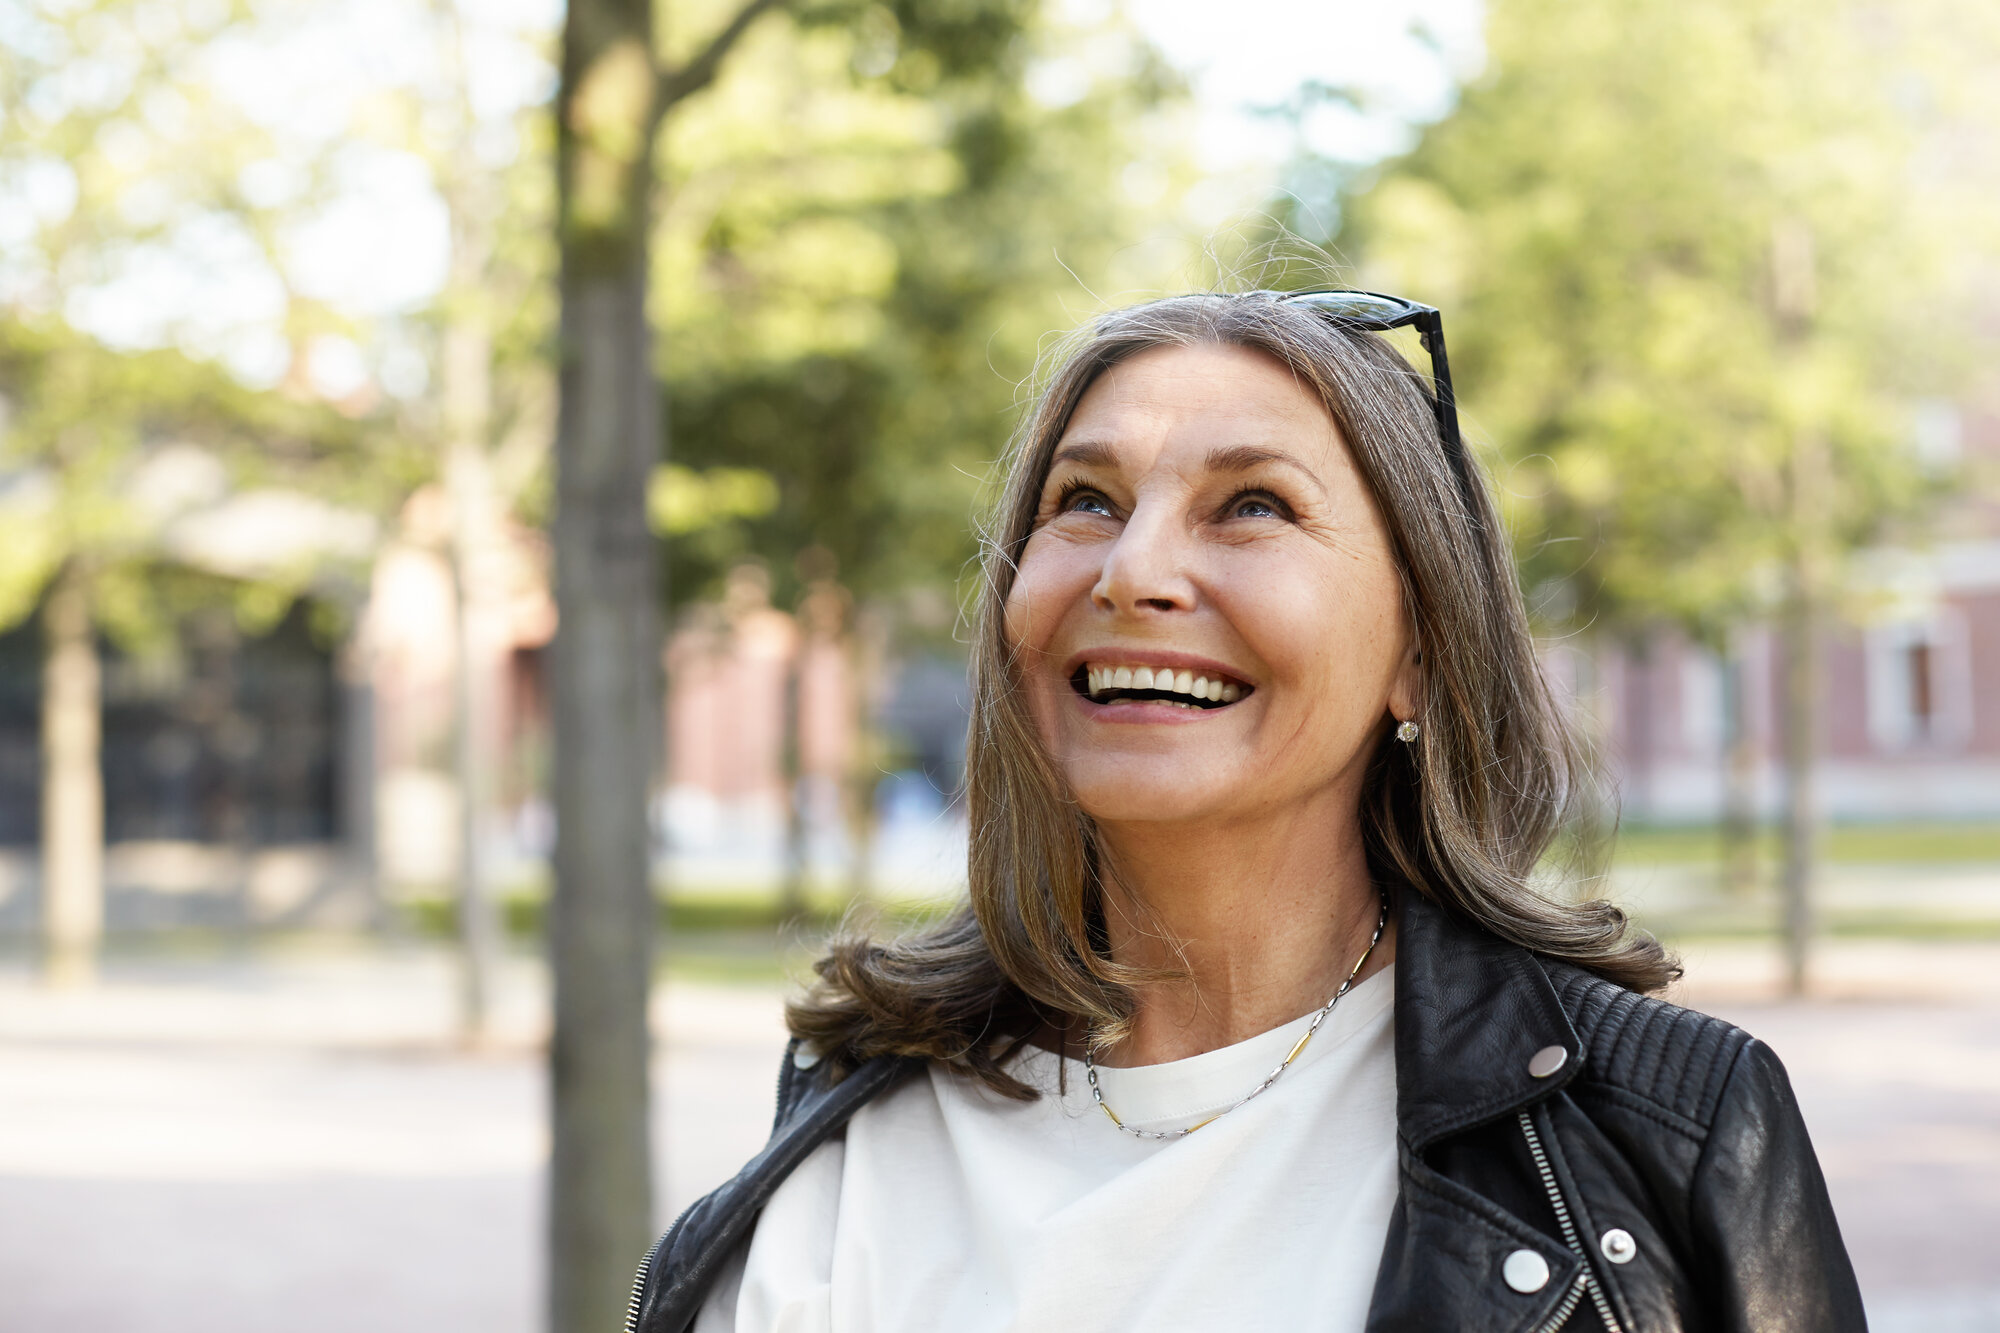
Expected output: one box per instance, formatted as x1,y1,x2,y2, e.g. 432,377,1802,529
631,291,1864,1333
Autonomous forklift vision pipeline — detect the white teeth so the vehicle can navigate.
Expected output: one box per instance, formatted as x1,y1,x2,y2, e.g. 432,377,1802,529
1083,662,1249,704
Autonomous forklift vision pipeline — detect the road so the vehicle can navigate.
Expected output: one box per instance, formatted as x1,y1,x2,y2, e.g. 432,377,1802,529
0,937,1995,1332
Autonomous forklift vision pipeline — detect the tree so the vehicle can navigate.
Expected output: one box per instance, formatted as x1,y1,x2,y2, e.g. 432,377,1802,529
341,0,562,1041
545,0,1184,1316
1329,0,1998,989
651,0,1183,901
656,0,1181,612
0,323,371,979
0,0,406,979
547,0,662,1319
545,0,798,1324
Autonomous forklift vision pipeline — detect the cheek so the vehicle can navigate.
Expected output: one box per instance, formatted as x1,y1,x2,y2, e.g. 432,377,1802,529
1002,534,1088,653
1003,538,1102,746
1001,549,1068,702
1229,553,1406,697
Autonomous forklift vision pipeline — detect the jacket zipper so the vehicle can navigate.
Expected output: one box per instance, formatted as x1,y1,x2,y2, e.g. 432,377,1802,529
624,1200,698,1333
1517,1108,1626,1333
1532,1272,1589,1333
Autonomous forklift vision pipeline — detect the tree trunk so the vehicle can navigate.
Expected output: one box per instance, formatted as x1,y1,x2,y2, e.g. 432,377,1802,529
336,634,382,925
548,1,661,1327
436,0,505,1046
1624,636,1655,821
778,651,806,923
845,602,891,906
1772,220,1823,998
1778,576,1820,996
41,567,103,987
1719,633,1758,894
450,431,503,1042
1778,429,1828,998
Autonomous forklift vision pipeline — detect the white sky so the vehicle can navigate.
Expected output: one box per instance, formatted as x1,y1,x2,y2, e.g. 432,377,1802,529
1128,0,1483,170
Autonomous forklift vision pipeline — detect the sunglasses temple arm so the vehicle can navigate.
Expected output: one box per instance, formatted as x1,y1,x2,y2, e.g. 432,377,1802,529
1419,316,1466,464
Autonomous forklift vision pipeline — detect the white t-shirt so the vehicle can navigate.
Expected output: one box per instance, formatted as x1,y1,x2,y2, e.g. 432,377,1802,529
695,967,1399,1333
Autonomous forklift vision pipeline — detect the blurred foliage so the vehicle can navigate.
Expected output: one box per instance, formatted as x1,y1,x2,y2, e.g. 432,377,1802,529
0,0,417,649
1315,0,2000,643
1,0,1194,650
655,0,1186,619
361,2,562,529
0,318,376,651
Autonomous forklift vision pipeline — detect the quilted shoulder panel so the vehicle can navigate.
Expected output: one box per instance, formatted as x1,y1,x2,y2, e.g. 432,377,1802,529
1543,962,1750,1130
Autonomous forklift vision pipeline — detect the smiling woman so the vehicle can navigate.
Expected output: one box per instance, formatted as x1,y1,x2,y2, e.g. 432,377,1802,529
631,294,1866,1333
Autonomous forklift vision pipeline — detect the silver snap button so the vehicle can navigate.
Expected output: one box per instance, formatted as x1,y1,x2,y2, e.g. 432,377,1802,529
1527,1045,1568,1078
1600,1228,1637,1264
792,1045,821,1070
1502,1248,1551,1294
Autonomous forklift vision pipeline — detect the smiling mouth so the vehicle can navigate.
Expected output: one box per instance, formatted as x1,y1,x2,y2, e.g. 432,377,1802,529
1070,662,1252,710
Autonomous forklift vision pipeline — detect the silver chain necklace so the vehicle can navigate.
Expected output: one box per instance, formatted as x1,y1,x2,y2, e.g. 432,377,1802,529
1083,890,1389,1141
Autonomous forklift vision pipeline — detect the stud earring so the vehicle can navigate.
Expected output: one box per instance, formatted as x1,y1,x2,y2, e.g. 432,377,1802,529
1395,719,1420,742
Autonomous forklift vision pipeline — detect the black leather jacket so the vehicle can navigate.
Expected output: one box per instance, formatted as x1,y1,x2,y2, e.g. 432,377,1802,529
631,890,1866,1332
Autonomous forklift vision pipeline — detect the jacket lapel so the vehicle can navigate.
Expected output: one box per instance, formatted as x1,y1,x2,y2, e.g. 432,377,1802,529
1367,1149,1586,1332
1366,889,1588,1332
1391,888,1582,1150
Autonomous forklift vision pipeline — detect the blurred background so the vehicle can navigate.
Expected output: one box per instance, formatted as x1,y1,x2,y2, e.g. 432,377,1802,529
3,0,2000,1328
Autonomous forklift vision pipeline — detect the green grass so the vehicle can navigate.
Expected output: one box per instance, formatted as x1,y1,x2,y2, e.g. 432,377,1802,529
382,822,2000,964
387,884,962,986
1643,912,2000,942
1605,821,2000,867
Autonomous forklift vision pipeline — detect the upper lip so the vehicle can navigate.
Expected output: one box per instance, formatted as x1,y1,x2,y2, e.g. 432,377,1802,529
1060,648,1252,687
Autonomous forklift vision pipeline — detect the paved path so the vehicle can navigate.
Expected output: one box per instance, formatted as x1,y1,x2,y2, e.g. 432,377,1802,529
1717,1000,2000,1331
1,939,1996,1331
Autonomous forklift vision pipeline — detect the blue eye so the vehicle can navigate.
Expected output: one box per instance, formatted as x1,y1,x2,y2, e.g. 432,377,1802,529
1230,492,1283,519
1058,483,1114,516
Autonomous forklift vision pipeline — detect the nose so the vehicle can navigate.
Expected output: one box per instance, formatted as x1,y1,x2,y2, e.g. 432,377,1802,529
1091,503,1194,615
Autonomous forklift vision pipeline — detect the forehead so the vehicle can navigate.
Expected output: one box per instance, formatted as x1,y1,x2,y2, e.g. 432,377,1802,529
1053,342,1345,472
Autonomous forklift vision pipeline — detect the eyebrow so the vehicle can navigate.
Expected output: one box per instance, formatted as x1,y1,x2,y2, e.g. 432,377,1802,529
1044,439,1329,499
1047,439,1118,470
1204,444,1310,476
1048,441,1316,475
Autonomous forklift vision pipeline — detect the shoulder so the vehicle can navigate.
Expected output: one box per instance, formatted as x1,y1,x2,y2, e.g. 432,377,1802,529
776,1042,930,1131
635,1045,924,1333
1538,957,1767,1134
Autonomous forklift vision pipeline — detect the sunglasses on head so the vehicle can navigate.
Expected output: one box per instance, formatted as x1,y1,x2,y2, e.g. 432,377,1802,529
1250,288,1468,491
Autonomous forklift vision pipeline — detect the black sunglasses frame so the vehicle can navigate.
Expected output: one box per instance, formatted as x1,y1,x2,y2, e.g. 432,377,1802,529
1260,288,1468,491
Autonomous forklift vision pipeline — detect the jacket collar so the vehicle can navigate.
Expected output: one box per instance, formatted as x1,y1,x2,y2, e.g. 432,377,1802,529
1391,886,1582,1150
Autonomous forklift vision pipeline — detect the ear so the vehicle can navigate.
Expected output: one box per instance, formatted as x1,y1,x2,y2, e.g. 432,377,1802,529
1387,636,1423,725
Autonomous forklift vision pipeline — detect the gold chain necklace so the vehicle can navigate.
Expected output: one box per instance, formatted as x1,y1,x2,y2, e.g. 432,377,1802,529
1083,890,1389,1141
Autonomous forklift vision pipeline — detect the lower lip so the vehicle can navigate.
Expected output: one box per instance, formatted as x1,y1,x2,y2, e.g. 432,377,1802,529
1070,693,1237,724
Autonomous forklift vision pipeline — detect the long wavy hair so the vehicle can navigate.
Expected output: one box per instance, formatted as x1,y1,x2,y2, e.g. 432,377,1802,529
788,292,1675,1097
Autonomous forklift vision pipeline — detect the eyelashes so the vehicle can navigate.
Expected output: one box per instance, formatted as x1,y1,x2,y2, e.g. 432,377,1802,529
1044,477,1295,524
1055,478,1113,515
1225,489,1292,521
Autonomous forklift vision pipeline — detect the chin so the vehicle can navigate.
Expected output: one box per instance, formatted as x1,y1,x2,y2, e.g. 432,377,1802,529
1061,758,1248,826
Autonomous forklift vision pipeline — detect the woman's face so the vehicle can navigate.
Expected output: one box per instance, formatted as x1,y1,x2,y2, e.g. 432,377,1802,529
1004,342,1418,828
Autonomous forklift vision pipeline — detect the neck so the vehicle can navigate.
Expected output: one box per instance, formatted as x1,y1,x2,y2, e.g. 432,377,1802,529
1092,797,1394,1067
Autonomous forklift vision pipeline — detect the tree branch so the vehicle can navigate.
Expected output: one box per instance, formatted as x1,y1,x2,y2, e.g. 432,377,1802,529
654,0,791,129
